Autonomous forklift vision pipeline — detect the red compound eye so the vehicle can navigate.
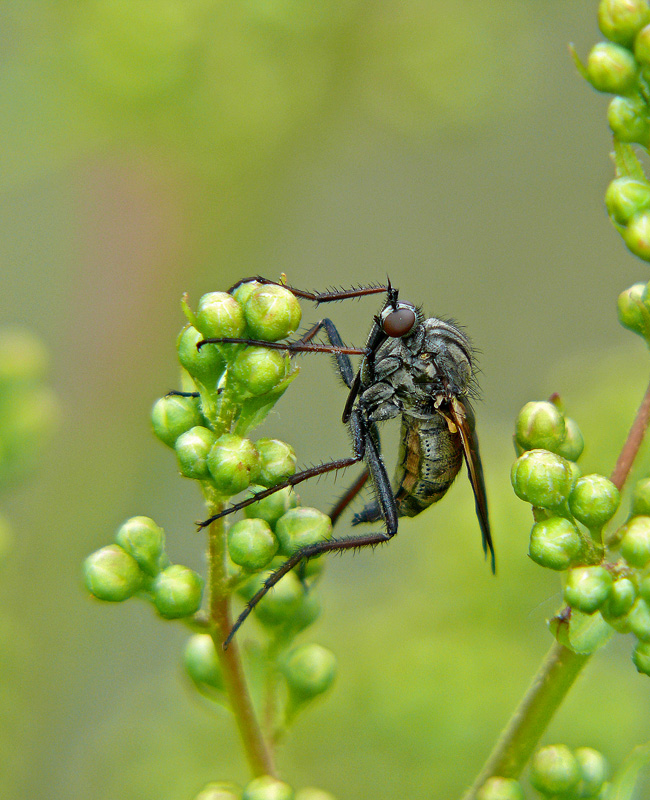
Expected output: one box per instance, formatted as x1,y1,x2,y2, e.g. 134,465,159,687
383,306,416,337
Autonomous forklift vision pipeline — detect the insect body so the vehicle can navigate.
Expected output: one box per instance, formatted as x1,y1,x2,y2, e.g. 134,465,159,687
198,278,494,646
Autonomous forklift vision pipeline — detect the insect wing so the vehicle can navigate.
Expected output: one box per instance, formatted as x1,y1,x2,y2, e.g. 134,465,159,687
449,397,496,573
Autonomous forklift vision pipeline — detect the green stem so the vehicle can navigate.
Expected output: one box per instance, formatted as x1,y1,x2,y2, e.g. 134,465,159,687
462,374,650,798
207,514,276,778
460,644,589,799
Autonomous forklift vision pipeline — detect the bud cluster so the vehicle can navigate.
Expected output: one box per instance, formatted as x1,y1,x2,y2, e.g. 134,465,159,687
513,401,650,671
529,744,610,799
192,776,337,800
576,1,650,259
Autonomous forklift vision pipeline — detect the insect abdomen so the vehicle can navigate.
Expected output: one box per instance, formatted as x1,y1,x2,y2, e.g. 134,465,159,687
392,412,463,518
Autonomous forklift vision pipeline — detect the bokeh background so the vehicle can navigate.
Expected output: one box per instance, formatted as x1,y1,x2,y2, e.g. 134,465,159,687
2,1,650,798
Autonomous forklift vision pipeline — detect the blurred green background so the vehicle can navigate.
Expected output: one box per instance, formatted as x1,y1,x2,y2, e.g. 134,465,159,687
2,1,650,798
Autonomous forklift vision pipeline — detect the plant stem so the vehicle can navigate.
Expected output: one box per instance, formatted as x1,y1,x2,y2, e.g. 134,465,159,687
460,644,589,799
207,515,276,778
462,374,650,799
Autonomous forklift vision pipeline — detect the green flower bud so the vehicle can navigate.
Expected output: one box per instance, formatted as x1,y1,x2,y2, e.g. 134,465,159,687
529,517,583,570
243,776,294,800
627,596,650,639
287,591,322,634
588,41,638,93
228,518,278,571
555,417,585,462
476,777,524,800
618,282,650,336
639,573,650,600
229,347,288,397
620,515,650,567
254,571,305,626
114,516,165,577
275,507,333,557
243,285,302,342
515,401,566,452
530,744,580,796
637,22,650,64
176,426,217,481
295,790,336,800
244,485,298,526
184,633,223,691
511,450,574,509
284,643,337,700
632,638,650,673
564,566,613,613
631,476,650,514
195,292,245,340
606,178,650,225
608,96,650,144
624,209,650,260
0,327,48,385
152,564,203,619
603,576,637,617
207,434,260,495
569,475,620,528
255,438,297,487
151,394,204,448
574,747,610,798
194,783,242,800
84,545,144,602
599,0,650,46
231,279,261,307
177,325,225,386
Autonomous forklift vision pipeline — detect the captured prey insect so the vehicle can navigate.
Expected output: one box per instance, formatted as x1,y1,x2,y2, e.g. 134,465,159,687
198,278,495,647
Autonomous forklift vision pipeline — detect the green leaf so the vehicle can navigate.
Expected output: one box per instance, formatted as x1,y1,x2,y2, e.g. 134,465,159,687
612,139,647,182
606,742,650,800
549,608,614,654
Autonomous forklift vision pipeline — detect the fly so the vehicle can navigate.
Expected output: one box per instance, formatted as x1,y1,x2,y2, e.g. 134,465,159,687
198,277,495,647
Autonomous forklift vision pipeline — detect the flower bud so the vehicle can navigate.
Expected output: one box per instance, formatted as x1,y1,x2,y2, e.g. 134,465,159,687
114,516,165,576
608,96,650,144
515,402,566,452
194,783,242,800
574,747,610,798
229,347,288,397
631,476,650,514
476,777,524,800
606,178,650,225
176,426,217,481
152,564,203,619
177,325,225,386
284,643,337,701
568,475,620,528
625,209,650,261
618,282,650,336
287,591,322,634
639,573,650,600
632,638,650,673
228,518,278,571
603,576,637,617
184,633,224,691
295,790,336,800
195,292,246,340
244,485,298,526
255,438,297,487
254,571,305,626
627,596,650,639
84,544,144,602
151,394,204,447
637,22,650,64
275,508,333,557
599,0,650,46
529,517,583,570
587,41,638,93
231,279,261,307
243,285,302,342
243,776,294,800
511,450,574,509
564,566,613,613
530,744,580,796
620,515,650,567
207,434,260,495
555,417,585,462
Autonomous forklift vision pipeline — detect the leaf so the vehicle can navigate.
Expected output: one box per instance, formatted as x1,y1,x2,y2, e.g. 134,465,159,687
612,140,647,182
548,608,614,654
606,742,650,800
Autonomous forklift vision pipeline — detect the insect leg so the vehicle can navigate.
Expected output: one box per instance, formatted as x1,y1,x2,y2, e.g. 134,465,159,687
165,390,200,398
227,276,388,305
224,412,399,649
